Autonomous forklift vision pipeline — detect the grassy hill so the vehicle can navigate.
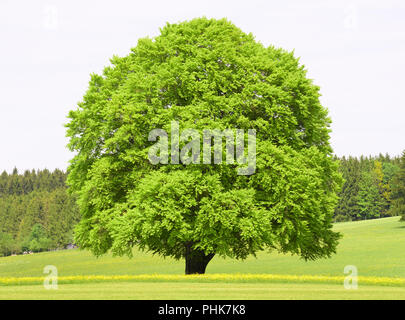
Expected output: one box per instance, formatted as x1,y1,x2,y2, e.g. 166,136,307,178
1,216,405,299
1,216,404,278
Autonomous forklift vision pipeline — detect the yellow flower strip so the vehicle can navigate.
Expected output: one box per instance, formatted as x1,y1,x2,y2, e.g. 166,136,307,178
1,274,404,287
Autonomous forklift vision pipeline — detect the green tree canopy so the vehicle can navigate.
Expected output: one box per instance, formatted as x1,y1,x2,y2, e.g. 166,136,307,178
66,18,343,274
0,232,14,256
390,151,405,219
22,223,52,253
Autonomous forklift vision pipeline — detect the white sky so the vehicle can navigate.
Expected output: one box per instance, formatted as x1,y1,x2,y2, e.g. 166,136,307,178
1,0,404,172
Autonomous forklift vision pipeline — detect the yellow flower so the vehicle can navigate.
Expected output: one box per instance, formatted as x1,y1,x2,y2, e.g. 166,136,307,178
1,274,405,287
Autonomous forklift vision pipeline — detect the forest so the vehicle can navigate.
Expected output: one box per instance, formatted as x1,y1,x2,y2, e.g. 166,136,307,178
334,153,404,222
0,169,80,256
0,152,404,257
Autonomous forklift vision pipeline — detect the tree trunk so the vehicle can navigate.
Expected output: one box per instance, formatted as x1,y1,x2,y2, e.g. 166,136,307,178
185,245,215,275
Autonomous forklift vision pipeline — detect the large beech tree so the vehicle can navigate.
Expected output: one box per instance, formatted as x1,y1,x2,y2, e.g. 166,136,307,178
66,18,343,274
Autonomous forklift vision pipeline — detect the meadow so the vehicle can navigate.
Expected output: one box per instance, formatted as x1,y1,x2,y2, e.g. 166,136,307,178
1,216,405,299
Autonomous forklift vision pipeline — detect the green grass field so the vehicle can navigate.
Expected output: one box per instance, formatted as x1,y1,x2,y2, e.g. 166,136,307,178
2,282,405,300
1,216,405,299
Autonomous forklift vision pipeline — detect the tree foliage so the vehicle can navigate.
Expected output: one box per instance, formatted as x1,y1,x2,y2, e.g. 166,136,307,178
66,18,343,274
390,151,405,219
0,169,80,256
334,154,401,222
21,223,52,253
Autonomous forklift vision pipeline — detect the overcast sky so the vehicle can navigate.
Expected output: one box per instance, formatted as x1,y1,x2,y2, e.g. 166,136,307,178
1,0,404,172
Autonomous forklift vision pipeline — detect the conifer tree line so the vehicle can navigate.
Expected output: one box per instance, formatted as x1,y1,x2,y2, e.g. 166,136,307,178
0,151,404,257
0,169,80,256
334,152,405,222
